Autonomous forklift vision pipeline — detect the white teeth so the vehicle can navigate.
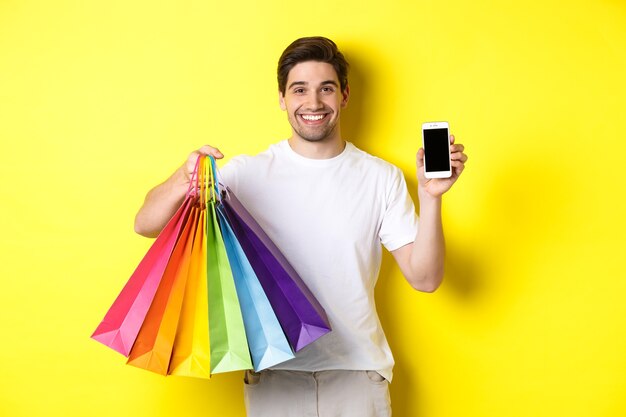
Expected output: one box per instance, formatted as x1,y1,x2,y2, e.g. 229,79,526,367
301,114,325,121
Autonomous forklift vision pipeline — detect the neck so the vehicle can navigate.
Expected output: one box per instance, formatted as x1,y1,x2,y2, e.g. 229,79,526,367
288,132,345,160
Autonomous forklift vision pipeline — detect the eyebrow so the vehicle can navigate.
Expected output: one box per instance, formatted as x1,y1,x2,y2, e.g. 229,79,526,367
287,80,339,90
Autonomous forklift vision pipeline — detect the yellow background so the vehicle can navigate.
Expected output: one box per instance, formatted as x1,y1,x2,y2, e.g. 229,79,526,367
1,0,625,416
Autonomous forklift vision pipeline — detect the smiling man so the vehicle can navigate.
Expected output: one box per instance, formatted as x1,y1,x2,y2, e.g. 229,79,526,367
279,60,348,146
134,36,467,417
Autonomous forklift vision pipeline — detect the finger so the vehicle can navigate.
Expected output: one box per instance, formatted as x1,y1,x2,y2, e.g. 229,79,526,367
197,145,224,158
449,134,455,145
451,152,468,163
451,161,466,176
185,148,219,175
187,151,200,164
450,143,464,153
451,160,465,168
416,148,425,168
186,151,207,166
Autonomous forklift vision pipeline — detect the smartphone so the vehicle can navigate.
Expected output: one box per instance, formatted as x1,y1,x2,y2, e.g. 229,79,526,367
422,121,452,179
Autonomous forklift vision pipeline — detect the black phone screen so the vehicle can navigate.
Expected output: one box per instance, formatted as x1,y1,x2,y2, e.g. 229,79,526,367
424,128,450,172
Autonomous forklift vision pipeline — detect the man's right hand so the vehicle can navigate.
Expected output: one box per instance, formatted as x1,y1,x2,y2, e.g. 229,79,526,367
134,145,224,238
183,145,224,181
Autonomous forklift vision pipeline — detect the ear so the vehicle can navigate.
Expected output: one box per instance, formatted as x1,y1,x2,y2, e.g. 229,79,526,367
341,85,350,108
278,91,286,111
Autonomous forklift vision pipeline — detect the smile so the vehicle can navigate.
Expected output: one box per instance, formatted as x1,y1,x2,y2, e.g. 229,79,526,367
299,114,328,122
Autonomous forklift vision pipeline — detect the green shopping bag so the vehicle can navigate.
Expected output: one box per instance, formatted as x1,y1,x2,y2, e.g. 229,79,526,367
205,157,252,374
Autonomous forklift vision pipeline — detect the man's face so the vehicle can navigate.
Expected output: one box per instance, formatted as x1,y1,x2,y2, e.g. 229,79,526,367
279,61,349,143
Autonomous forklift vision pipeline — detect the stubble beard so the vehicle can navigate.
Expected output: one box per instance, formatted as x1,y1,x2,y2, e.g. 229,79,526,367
289,113,339,143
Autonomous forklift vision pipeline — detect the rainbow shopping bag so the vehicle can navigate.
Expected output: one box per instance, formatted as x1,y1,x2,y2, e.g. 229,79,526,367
93,154,331,378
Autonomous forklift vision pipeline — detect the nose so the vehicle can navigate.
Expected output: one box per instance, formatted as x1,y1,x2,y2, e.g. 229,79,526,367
305,92,324,111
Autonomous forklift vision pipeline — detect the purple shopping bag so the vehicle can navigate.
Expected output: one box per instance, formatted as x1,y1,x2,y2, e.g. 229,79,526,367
220,188,331,352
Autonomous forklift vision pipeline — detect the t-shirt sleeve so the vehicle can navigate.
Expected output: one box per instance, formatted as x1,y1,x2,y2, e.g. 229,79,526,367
379,166,419,252
218,156,246,193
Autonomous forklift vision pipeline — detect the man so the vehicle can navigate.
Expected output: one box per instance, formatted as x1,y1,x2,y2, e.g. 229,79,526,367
134,36,467,417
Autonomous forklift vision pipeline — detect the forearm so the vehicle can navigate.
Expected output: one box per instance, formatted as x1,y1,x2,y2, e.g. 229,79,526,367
134,166,189,238
395,137,465,291
407,193,445,292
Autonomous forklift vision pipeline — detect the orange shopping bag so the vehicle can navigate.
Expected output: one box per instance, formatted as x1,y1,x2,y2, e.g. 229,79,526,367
126,202,198,374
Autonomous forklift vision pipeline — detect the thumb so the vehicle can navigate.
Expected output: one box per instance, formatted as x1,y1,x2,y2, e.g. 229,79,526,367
416,148,425,169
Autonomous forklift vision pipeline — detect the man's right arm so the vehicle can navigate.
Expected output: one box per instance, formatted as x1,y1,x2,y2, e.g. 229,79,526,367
134,145,223,238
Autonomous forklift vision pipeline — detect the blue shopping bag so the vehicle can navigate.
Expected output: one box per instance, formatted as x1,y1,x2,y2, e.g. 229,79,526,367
217,205,295,371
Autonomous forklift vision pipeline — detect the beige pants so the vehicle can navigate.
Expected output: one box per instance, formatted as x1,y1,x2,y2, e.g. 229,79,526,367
243,369,392,417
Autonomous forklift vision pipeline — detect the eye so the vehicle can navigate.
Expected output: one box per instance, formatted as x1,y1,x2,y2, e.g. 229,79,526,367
321,87,335,93
293,88,305,94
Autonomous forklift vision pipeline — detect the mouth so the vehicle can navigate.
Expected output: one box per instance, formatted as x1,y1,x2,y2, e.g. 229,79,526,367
298,113,329,125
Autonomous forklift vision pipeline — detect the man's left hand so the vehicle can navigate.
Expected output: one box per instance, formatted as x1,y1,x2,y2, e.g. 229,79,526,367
416,134,467,198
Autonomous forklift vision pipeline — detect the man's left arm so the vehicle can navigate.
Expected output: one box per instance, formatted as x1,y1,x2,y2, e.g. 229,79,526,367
391,135,467,292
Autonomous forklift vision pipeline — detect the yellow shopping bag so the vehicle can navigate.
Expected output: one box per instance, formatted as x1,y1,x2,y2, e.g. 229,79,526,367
169,208,211,378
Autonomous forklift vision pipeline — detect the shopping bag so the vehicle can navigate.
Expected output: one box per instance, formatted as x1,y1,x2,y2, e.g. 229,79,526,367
126,206,197,374
217,205,295,371
91,197,192,356
220,188,331,352
168,208,211,378
205,157,252,373
94,154,330,378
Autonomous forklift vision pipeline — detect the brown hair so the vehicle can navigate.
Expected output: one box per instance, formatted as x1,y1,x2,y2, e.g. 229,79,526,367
277,36,349,95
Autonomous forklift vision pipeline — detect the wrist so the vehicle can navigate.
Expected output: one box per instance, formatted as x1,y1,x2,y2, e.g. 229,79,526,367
418,187,442,205
165,166,191,196
174,164,190,184
418,190,441,216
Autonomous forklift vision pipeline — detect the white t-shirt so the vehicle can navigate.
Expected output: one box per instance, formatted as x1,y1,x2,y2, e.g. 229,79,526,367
220,140,418,381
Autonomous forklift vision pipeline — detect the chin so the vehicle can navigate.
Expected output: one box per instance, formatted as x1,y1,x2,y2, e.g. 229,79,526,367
295,126,338,143
300,135,328,142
